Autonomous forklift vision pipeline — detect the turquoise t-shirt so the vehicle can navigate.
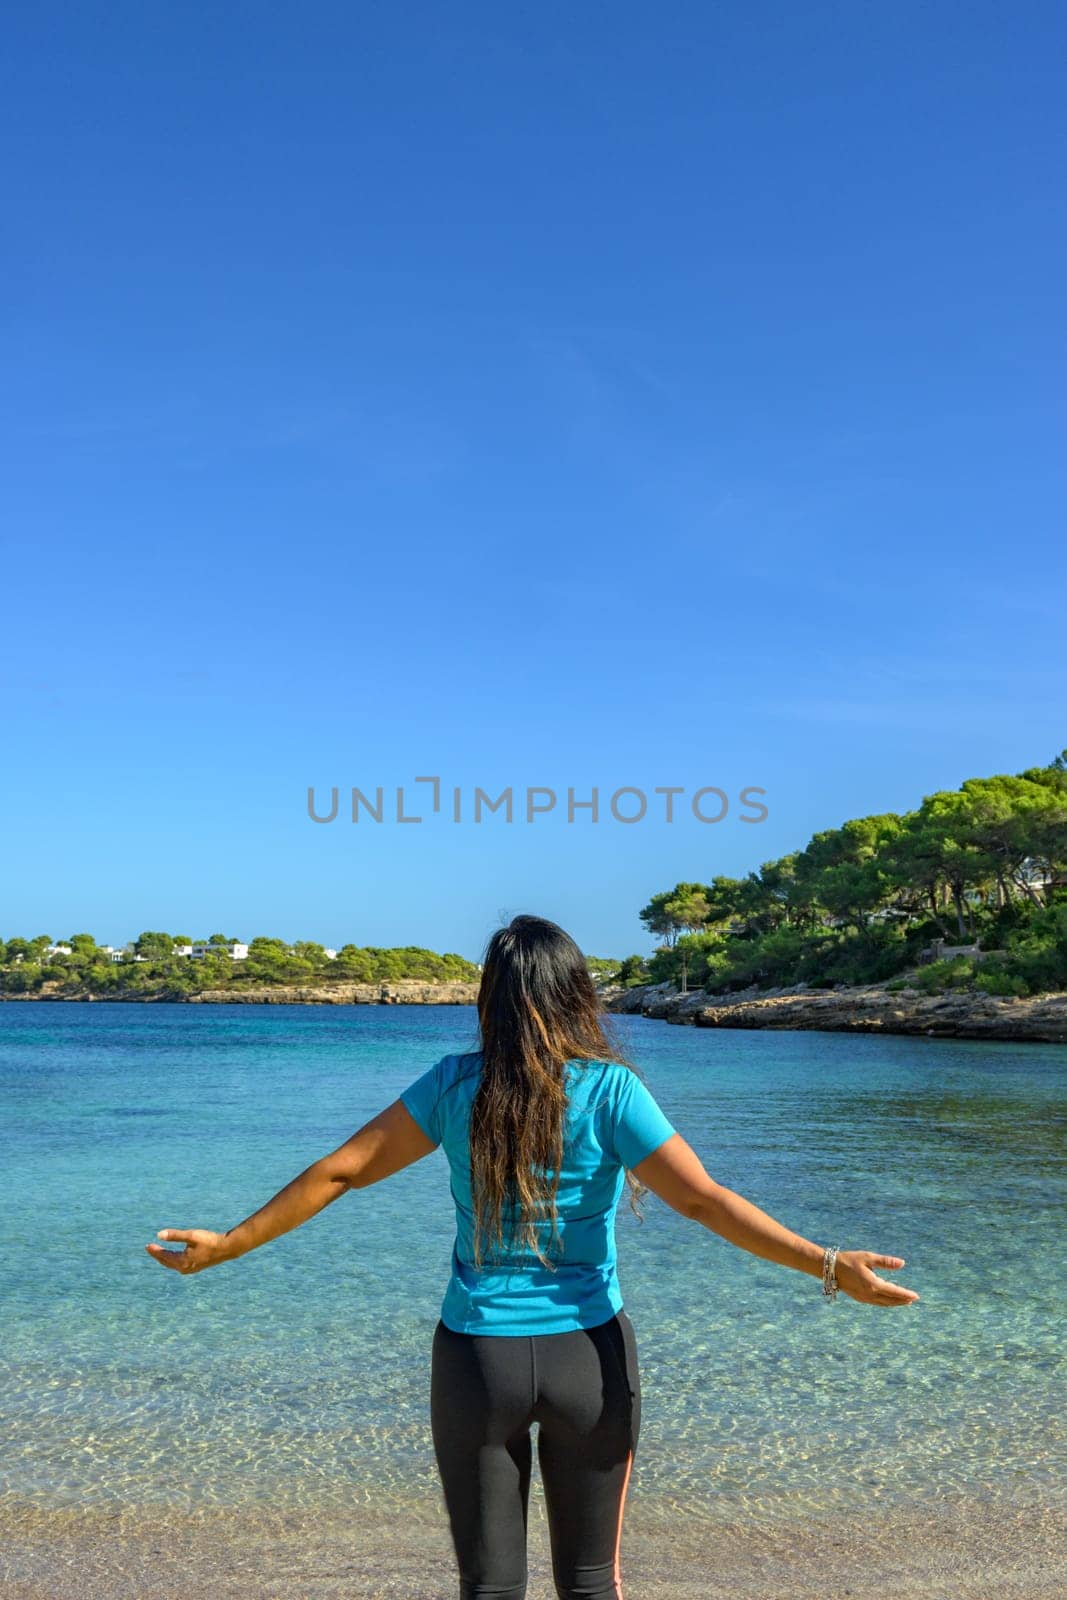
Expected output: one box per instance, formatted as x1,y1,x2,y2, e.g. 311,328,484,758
399,1051,677,1336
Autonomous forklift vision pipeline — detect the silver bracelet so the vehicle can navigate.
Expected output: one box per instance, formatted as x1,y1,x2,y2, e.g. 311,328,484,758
822,1244,840,1299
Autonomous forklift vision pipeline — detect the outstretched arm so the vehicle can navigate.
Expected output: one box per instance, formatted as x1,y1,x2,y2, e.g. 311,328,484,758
631,1133,919,1306
145,1099,437,1275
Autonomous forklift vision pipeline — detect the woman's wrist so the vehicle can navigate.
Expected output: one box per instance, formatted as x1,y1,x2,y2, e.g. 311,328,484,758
220,1227,249,1261
790,1238,830,1278
825,1241,857,1292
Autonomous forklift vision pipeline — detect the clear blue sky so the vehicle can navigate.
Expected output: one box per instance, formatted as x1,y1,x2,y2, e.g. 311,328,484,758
2,3,1064,959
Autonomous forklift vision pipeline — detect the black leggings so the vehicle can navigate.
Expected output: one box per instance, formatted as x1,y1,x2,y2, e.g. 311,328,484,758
430,1309,641,1600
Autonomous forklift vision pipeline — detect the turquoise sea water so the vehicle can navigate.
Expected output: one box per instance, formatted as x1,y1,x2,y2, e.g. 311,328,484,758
1,1003,1064,1540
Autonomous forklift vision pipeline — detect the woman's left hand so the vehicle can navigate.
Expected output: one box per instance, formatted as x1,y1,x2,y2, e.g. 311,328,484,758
145,1228,232,1274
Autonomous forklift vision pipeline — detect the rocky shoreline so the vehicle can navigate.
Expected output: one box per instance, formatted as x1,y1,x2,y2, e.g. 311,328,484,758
6,978,1066,1040
602,980,1067,1043
0,981,480,1006
187,980,480,1005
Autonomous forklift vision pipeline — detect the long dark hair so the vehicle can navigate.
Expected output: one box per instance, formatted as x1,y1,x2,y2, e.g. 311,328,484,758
468,913,648,1271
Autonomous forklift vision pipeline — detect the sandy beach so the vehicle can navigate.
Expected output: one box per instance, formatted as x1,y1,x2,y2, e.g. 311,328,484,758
2,1492,1065,1598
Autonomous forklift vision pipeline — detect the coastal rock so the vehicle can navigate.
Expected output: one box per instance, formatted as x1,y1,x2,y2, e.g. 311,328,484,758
607,981,677,1016
185,981,479,1006
2,980,480,1006
601,982,1067,1044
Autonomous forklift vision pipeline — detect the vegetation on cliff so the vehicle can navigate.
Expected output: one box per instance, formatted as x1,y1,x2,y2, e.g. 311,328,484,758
0,934,481,999
621,751,1067,998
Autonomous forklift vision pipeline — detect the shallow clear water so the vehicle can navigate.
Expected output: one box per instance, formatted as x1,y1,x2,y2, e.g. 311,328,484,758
1,1003,1064,1539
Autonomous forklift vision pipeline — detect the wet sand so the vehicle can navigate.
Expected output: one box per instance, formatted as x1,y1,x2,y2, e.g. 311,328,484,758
2,1493,1064,1598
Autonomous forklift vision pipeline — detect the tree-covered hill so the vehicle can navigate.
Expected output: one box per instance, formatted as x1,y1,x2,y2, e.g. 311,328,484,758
0,935,481,999
623,751,1067,998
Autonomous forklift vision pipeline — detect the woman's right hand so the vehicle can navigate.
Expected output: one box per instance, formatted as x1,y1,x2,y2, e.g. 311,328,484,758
835,1250,919,1306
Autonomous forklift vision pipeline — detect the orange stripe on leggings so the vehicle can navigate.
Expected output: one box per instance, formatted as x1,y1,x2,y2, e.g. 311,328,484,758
612,1448,635,1597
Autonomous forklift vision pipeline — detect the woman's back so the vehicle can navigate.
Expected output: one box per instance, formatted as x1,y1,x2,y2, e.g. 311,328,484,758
401,1049,676,1335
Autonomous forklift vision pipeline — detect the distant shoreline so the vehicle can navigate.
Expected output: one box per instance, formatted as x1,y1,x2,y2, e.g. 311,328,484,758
0,980,480,1006
601,979,1067,1044
7,979,1066,1041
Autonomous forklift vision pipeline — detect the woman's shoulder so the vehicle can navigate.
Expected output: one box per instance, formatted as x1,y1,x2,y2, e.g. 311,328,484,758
434,1051,630,1096
567,1054,631,1077
564,1055,632,1100
437,1049,483,1088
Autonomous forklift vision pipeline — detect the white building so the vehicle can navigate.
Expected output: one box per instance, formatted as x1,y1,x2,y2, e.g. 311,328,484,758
44,944,73,960
323,948,338,960
191,942,249,960
98,946,125,963
173,945,193,957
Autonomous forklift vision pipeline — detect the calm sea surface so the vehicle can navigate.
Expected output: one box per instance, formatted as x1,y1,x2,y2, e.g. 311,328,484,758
1,1003,1064,1552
